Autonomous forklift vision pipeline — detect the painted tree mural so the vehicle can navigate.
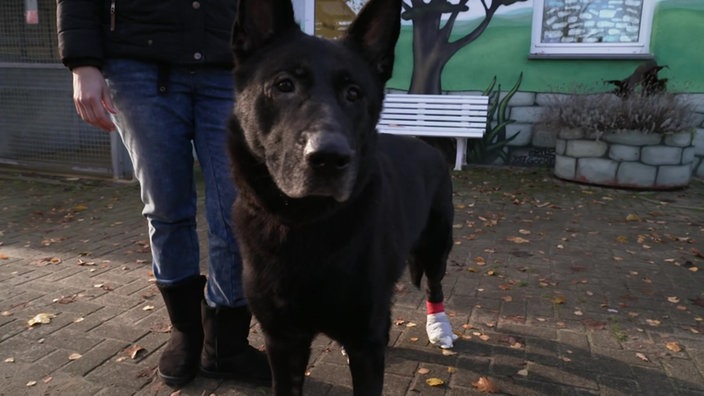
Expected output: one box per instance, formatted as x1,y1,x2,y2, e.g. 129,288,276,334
402,0,528,94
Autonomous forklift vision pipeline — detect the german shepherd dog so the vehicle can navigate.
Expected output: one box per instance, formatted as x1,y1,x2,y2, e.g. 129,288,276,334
228,0,456,394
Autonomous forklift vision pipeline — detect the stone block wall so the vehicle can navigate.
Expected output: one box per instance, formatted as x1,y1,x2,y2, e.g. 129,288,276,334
554,130,694,189
499,91,704,180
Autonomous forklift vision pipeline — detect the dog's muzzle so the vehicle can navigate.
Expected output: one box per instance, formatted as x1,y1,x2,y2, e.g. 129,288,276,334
304,132,353,176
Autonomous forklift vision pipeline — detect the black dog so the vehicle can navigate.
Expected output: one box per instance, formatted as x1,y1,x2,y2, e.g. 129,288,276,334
228,0,456,394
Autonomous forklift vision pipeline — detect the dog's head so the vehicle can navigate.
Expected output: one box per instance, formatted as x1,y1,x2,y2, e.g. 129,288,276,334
230,0,401,203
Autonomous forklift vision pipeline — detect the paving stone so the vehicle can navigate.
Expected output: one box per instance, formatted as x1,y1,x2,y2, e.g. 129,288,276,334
1,167,703,394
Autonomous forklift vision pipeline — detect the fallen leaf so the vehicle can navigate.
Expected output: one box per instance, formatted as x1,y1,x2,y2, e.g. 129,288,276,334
626,214,641,222
635,352,650,362
0,254,9,260
4,357,14,363
142,305,155,311
667,296,680,304
406,322,417,328
124,345,146,359
441,349,458,356
665,342,682,352
418,367,430,375
1,311,12,317
645,319,661,327
68,353,82,361
409,337,419,342
426,377,445,387
54,295,77,304
502,295,513,302
517,368,528,377
26,381,37,387
472,376,500,393
27,313,56,327
507,236,530,244
552,295,565,305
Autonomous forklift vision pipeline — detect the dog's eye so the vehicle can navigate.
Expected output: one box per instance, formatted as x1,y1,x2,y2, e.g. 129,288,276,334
345,86,361,102
275,79,295,93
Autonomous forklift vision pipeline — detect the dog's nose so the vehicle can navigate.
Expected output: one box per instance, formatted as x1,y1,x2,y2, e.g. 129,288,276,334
304,133,353,173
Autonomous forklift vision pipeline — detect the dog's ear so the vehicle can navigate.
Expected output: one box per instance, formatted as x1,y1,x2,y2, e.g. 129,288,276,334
344,0,402,82
232,0,299,63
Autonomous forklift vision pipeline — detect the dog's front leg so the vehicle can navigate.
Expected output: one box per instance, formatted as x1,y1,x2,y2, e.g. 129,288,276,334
344,343,386,396
265,334,313,396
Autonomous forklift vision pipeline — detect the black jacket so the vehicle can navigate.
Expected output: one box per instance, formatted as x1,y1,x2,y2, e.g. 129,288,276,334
57,0,238,70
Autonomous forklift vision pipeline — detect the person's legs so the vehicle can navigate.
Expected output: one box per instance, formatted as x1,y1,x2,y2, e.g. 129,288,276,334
190,67,270,383
103,59,203,387
189,68,245,308
104,59,201,284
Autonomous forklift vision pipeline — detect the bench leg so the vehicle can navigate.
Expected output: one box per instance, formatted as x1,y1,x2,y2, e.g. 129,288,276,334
454,138,467,171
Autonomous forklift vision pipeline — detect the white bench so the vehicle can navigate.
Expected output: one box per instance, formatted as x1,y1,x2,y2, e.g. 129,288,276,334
377,93,489,170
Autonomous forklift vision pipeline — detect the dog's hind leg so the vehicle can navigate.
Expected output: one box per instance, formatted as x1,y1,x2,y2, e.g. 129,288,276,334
409,177,454,304
410,178,458,349
265,334,313,396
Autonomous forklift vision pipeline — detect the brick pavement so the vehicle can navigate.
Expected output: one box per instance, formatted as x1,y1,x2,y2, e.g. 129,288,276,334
0,167,703,395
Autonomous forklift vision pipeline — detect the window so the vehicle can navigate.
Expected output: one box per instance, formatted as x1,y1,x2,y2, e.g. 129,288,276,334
530,0,655,59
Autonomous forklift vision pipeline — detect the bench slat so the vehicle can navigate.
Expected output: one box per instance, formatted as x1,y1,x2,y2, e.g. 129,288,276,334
378,93,490,170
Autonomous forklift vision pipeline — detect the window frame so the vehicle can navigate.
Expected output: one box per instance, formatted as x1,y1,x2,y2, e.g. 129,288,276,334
529,0,656,59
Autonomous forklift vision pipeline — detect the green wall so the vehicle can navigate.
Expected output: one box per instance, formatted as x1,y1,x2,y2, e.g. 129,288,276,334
388,0,704,93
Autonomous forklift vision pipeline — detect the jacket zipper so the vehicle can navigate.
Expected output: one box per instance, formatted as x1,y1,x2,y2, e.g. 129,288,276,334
110,0,116,31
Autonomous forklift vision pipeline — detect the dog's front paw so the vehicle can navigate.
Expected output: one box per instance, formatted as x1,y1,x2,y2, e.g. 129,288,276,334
426,312,458,349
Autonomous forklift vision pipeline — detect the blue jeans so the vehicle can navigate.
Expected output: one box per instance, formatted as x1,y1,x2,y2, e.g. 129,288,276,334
103,59,244,308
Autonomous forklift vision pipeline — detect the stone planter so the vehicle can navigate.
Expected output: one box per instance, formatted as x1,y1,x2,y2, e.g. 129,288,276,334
554,128,695,189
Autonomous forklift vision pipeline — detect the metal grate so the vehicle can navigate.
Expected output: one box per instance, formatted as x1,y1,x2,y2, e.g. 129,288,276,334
0,0,131,179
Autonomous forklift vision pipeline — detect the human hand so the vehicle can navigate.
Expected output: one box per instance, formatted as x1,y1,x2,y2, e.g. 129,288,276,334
71,66,117,132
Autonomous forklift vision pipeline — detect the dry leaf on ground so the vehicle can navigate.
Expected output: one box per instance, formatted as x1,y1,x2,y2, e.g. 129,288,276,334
665,342,682,352
124,345,146,359
27,313,56,327
507,236,530,244
636,352,650,362
426,377,444,387
472,376,500,393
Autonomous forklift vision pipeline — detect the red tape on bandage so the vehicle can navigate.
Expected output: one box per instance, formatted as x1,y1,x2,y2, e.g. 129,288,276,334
426,301,444,314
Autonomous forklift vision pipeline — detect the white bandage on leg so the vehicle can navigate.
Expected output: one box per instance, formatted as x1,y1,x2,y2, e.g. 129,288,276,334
426,312,458,349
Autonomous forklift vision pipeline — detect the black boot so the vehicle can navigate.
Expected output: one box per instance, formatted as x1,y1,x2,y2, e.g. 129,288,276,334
156,275,206,388
200,303,272,386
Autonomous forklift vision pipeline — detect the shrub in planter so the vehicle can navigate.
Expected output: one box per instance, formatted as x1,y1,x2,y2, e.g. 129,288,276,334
539,90,698,189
